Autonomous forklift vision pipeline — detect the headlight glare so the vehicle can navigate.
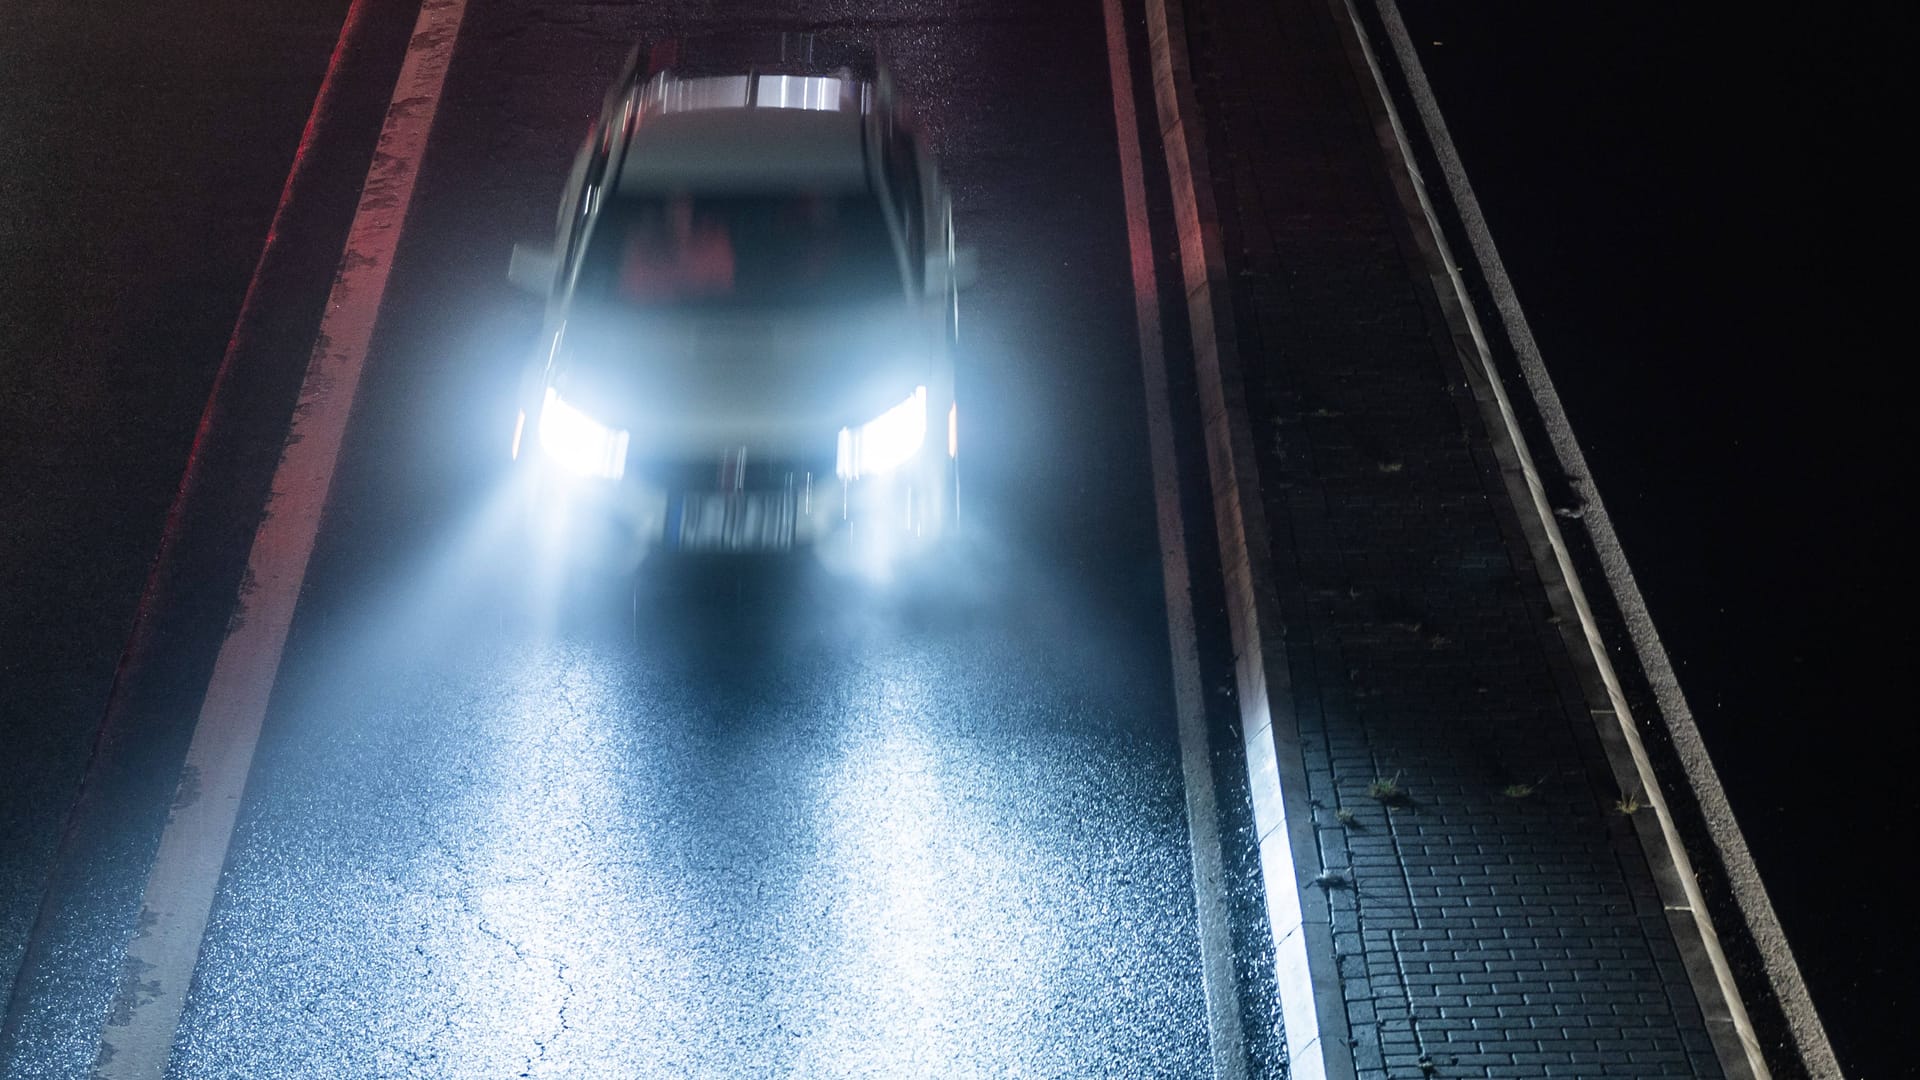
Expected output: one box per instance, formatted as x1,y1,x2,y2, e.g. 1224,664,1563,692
537,387,629,479
837,386,926,480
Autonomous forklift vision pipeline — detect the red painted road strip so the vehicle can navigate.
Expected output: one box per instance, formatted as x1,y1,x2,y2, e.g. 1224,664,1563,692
92,1,471,1075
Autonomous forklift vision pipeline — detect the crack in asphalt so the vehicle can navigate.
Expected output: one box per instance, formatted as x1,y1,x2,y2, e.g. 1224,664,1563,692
475,915,576,1078
482,670,588,1076
406,941,459,1074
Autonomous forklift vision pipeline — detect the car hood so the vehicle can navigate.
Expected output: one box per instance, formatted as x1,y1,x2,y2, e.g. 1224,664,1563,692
551,300,932,457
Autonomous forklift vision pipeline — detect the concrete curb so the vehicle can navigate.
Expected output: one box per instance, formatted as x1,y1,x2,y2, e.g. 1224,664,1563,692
1138,0,1354,1076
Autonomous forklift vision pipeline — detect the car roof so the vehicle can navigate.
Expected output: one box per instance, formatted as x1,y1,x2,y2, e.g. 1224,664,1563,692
615,107,869,194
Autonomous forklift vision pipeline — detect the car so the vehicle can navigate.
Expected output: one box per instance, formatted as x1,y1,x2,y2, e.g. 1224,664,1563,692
507,32,967,575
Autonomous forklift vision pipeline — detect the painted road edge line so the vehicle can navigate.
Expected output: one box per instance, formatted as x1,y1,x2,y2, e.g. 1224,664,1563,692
1337,0,1839,1076
1097,0,1250,1075
1137,0,1354,1077
92,0,471,1076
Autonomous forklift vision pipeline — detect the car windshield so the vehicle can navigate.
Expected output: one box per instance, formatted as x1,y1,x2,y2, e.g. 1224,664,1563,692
576,192,901,310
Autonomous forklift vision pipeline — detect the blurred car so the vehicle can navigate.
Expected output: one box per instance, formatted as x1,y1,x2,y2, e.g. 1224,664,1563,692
508,33,967,570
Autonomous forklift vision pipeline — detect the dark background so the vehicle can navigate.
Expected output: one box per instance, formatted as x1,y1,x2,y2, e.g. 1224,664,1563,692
1396,2,1906,1074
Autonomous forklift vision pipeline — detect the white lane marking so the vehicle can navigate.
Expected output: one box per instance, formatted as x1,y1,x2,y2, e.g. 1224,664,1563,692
92,0,470,1075
1098,1,1250,1075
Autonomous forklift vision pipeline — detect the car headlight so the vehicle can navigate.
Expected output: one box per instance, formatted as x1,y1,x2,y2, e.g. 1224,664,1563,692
837,386,926,480
537,387,629,480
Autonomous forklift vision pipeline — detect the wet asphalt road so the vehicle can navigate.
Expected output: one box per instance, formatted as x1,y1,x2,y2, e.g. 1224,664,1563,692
168,592,1211,1076
4,0,1257,1075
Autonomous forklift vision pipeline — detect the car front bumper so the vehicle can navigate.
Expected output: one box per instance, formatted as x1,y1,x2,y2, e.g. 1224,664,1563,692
519,451,946,572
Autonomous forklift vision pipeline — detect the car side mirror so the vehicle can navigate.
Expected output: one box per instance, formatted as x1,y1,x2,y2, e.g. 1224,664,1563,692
508,243,557,293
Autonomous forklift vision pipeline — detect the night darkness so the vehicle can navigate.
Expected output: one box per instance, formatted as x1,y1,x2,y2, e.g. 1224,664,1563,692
1396,2,1906,1073
0,0,1904,1074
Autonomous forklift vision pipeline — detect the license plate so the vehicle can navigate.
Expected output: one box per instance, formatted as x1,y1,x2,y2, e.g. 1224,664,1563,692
670,491,797,552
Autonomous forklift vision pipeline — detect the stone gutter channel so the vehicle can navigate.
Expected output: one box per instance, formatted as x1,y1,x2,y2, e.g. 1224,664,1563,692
1137,0,1841,1076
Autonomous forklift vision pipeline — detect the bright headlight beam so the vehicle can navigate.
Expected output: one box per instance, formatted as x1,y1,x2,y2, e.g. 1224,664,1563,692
537,387,629,479
837,386,927,480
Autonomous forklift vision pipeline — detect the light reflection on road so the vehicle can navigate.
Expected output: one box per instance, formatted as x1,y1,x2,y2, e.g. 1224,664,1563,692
805,671,1069,1075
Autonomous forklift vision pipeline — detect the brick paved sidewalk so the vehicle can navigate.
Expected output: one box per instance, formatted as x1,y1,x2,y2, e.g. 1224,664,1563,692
1174,0,1725,1076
